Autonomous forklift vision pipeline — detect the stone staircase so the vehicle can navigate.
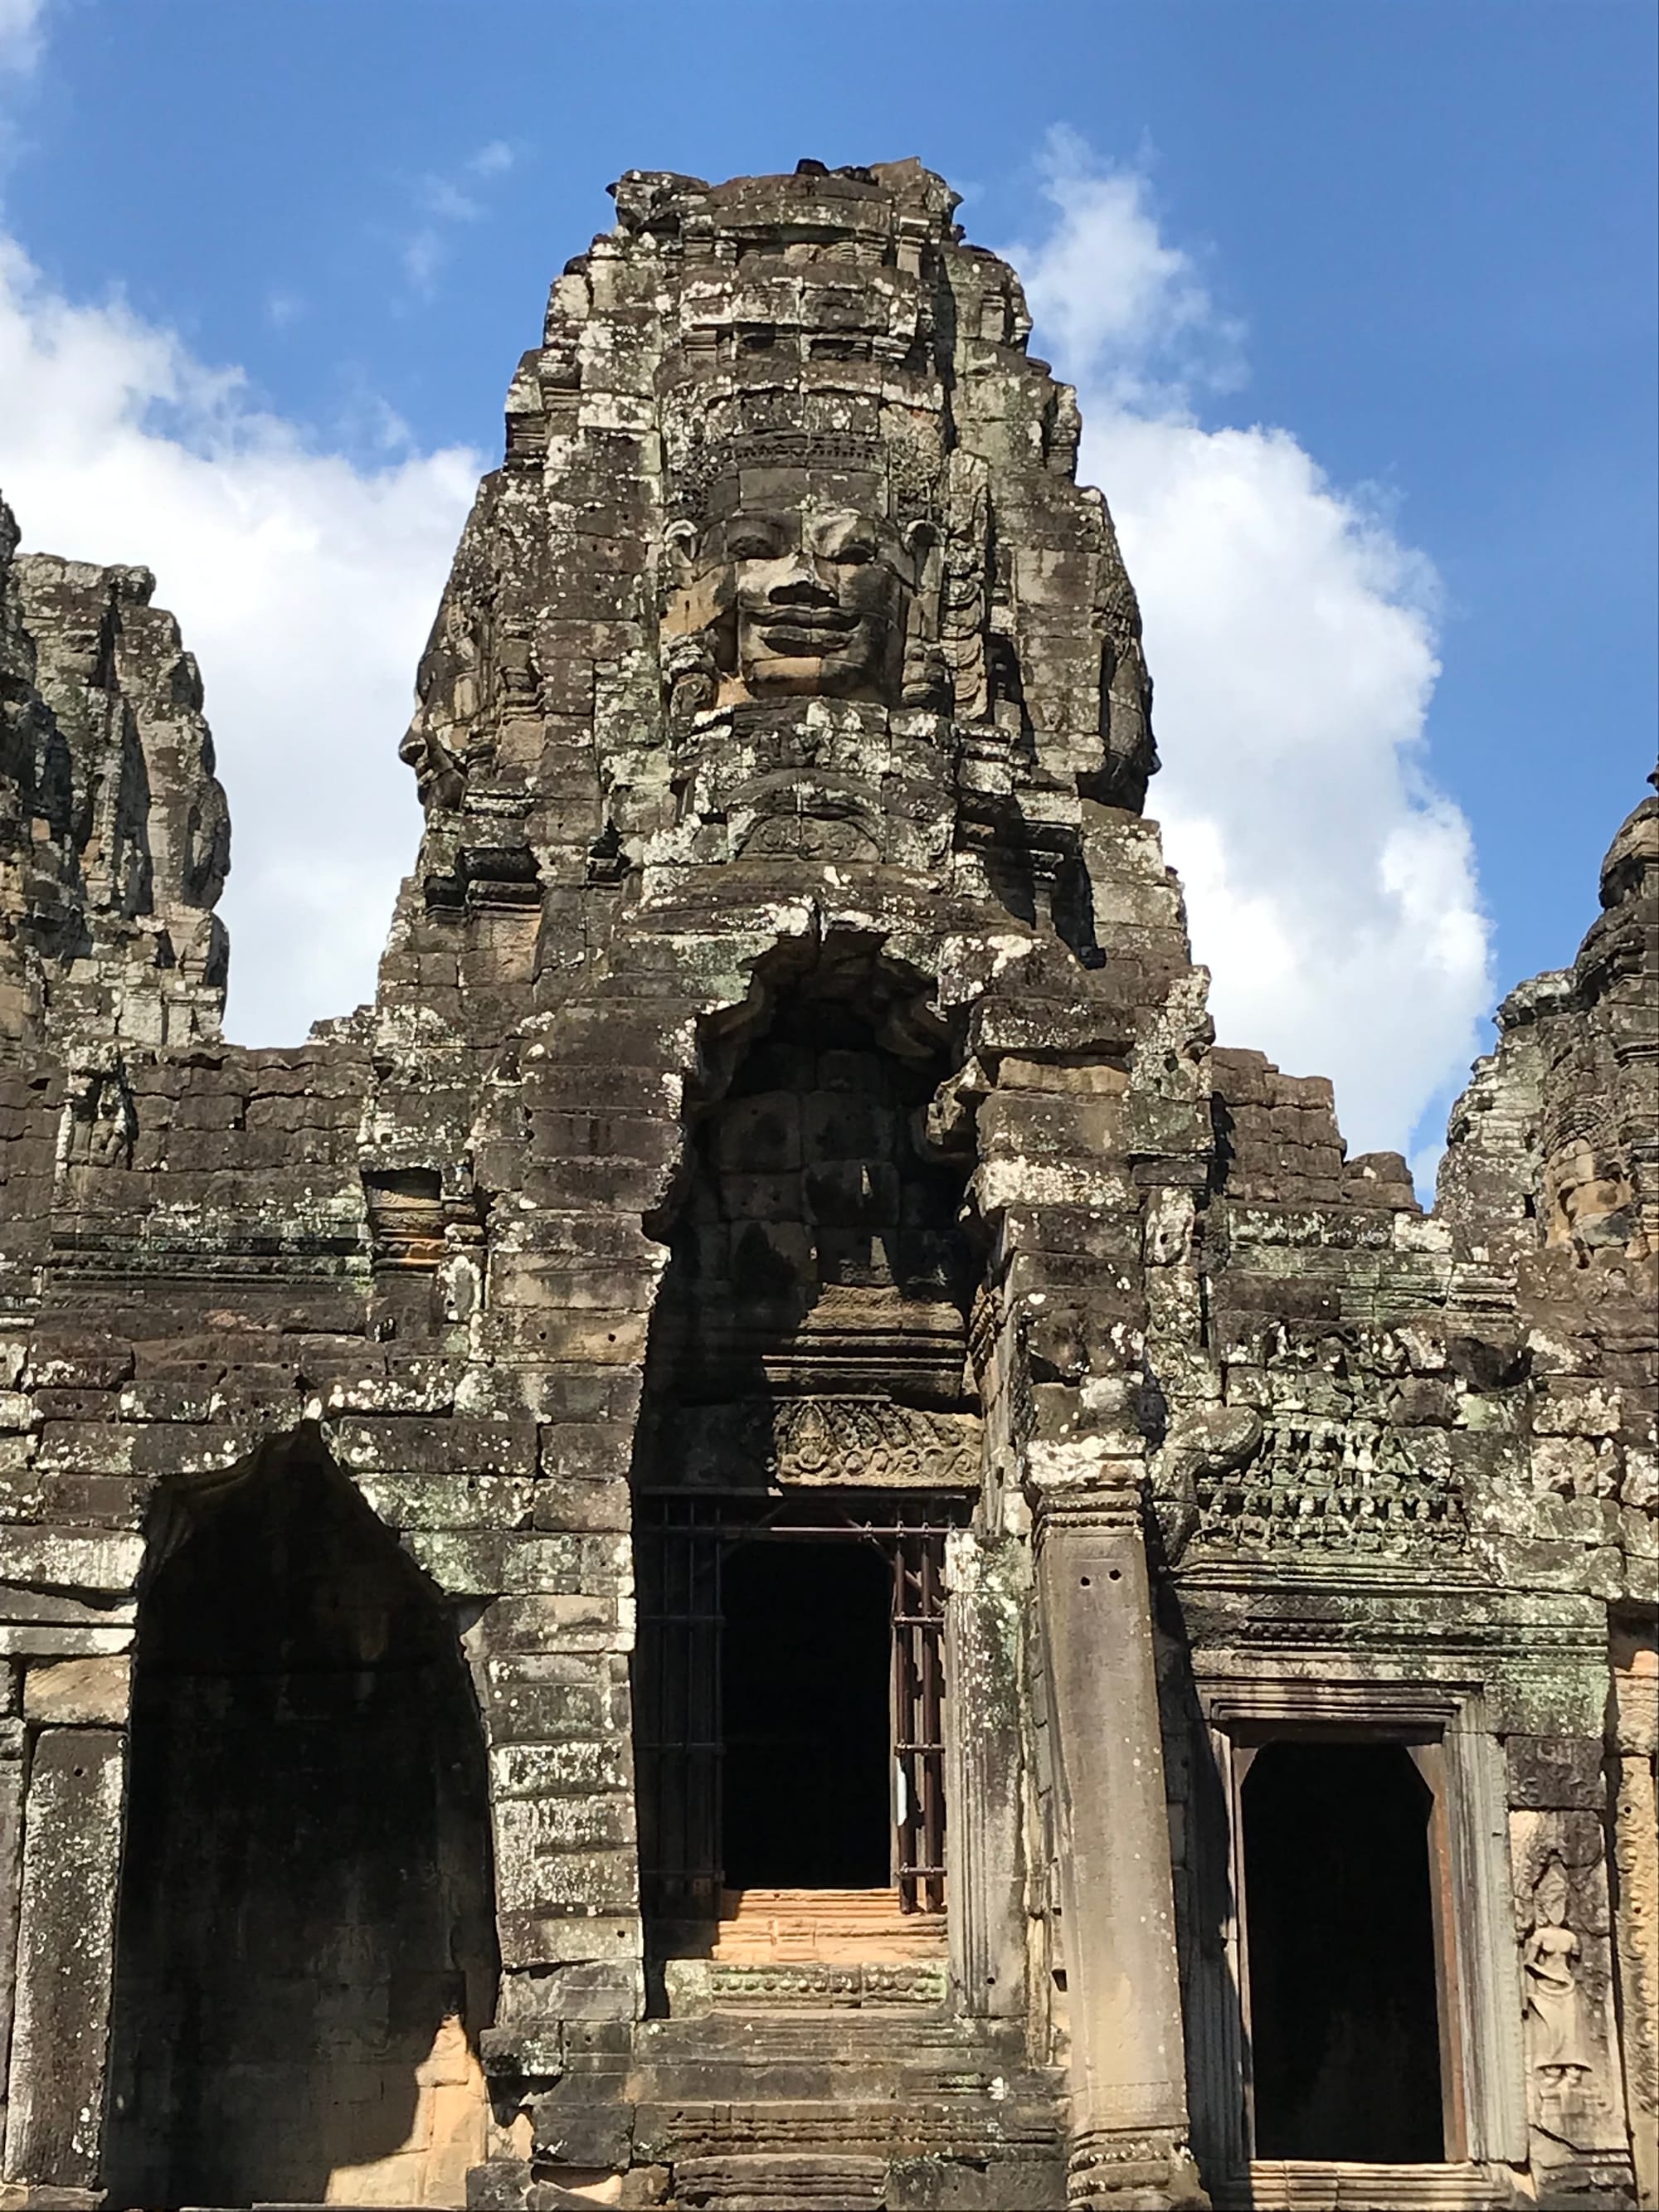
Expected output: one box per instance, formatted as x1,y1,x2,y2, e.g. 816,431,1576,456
705,1889,953,1966
467,1892,1067,2210
628,1966,1066,2208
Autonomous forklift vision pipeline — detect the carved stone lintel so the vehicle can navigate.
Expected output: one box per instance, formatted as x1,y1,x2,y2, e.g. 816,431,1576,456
665,1395,982,1489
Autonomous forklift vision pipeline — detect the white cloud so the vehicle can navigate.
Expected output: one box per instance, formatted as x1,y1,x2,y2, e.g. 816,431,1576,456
0,232,481,1044
400,227,448,298
397,143,517,301
1007,129,1244,411
0,0,45,75
1005,135,1491,1160
418,177,482,226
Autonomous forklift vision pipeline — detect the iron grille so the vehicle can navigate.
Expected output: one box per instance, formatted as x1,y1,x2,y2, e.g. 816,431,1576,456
634,1489,962,1925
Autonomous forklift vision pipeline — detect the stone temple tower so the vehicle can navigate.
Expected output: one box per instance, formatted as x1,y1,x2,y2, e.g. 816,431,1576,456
0,163,1652,2212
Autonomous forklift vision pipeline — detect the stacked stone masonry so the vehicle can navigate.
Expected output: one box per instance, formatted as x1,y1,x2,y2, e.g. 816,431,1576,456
0,161,1652,2212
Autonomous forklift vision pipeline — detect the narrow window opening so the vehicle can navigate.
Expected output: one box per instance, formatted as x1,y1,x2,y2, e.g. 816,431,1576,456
635,1494,957,1955
1243,1739,1444,2162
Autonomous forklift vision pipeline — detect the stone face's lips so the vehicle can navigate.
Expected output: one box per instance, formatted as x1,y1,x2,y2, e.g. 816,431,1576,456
759,618,859,651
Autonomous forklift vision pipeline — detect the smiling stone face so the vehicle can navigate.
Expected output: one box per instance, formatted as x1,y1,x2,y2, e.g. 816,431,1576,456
667,463,930,709
718,498,912,700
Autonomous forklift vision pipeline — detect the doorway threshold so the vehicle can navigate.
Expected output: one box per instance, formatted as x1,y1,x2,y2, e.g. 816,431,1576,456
712,1885,947,1963
1213,2162,1509,2210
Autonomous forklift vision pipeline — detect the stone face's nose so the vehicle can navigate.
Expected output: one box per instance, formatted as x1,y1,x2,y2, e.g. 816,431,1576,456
767,561,839,607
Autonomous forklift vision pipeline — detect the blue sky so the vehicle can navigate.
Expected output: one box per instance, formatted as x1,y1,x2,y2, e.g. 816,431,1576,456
0,0,1653,1174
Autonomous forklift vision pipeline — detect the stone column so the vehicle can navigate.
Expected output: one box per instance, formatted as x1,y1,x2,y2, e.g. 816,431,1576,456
1611,1632,1658,2212
2,1711,126,2192
1034,1483,1204,2210
0,1670,24,2159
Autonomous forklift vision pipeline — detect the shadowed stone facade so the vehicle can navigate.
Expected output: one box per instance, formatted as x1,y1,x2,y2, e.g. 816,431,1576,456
0,162,1652,2212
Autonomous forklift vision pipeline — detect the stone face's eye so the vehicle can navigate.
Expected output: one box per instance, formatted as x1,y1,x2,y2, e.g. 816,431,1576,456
833,538,875,564
727,520,783,561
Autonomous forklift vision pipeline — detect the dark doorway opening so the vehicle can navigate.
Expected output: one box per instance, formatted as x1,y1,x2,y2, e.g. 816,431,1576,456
105,1435,497,2206
1243,1740,1445,2163
722,1538,892,1889
635,1492,957,1939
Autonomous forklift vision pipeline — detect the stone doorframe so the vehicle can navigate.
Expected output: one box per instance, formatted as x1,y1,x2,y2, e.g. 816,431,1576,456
940,1524,1028,2021
1185,1674,1527,2193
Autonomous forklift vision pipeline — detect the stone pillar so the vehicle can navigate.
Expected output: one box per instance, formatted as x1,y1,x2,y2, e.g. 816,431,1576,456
1611,1630,1658,2212
0,1670,24,2159
944,1529,1028,2020
2,1717,126,2192
1034,1485,1204,2210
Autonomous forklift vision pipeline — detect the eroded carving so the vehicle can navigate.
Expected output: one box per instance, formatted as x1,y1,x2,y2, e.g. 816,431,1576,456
1190,1417,1466,1553
58,1058,136,1171
661,434,942,712
1523,1855,1613,2150
666,1395,981,1489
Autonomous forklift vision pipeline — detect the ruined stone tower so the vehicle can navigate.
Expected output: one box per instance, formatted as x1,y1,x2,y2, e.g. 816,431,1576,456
0,162,1652,2212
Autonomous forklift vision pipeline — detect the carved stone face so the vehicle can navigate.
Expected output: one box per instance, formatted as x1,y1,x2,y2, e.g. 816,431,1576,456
719,503,908,699
669,471,928,707
1546,1136,1640,1257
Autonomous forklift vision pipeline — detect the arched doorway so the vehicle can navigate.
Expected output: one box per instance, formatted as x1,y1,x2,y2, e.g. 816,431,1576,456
631,964,980,1960
105,1430,497,2205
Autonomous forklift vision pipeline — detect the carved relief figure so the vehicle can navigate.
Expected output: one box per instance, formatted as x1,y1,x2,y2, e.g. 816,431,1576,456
1545,1135,1644,1262
58,1060,137,1170
1525,1859,1598,2082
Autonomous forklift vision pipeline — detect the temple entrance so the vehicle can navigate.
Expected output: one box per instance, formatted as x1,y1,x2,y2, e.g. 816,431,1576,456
629,965,980,1964
635,1494,956,1946
1241,1739,1446,2162
105,1433,497,2207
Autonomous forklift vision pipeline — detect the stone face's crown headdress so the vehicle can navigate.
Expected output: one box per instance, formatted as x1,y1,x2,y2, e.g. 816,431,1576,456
666,426,941,528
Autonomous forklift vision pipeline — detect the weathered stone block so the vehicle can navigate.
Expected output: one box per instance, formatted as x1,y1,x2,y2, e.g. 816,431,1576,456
3,1729,124,2184
1506,1734,1607,1809
20,1659,129,1728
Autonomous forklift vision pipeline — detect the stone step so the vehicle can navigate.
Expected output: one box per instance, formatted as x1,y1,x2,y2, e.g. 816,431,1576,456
708,1887,949,1966
674,2151,888,2210
639,1996,1003,2046
1211,2166,1516,2211
669,2146,1068,2211
630,2030,1010,2098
